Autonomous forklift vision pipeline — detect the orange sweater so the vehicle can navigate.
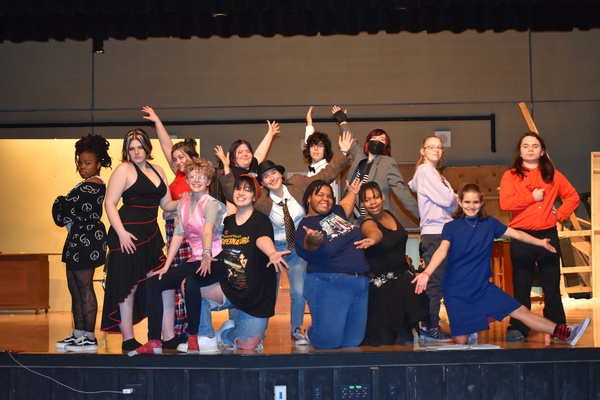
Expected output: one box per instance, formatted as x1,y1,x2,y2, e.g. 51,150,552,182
499,167,579,230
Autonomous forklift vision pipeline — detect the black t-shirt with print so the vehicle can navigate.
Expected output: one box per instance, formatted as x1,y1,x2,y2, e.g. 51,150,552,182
220,210,276,318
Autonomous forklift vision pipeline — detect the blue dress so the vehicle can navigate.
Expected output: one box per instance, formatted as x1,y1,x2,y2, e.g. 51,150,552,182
442,216,522,336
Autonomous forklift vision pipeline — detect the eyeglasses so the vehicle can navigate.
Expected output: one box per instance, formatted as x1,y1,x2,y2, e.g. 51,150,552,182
188,175,208,181
423,146,444,151
310,143,325,149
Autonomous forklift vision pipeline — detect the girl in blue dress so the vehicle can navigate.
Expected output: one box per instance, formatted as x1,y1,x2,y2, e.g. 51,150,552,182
412,183,590,346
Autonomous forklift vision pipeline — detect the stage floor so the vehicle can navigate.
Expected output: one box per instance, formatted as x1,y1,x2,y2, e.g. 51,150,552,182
1,297,598,355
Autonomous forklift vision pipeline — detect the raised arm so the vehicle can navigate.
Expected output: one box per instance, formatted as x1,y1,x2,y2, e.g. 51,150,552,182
142,106,177,173
339,179,361,219
253,120,280,164
304,106,315,142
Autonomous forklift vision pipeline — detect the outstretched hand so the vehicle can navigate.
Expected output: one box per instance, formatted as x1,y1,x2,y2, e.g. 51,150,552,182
411,272,430,294
267,120,281,137
339,131,353,153
306,106,313,126
267,250,291,273
331,105,348,124
141,106,160,123
541,238,557,253
215,145,230,169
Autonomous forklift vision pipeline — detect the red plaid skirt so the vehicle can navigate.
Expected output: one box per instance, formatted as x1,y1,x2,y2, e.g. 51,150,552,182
166,220,190,338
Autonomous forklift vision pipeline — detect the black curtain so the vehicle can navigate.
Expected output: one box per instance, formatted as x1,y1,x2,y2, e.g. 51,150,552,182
1,0,599,42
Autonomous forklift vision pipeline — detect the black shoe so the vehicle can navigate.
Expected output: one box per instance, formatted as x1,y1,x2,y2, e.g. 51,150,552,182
56,333,78,349
122,338,142,352
162,336,183,350
65,335,98,352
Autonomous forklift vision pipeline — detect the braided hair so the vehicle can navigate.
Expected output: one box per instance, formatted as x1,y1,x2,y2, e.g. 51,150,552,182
75,134,112,171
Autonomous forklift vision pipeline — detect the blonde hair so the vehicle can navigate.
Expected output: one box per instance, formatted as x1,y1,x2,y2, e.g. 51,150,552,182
415,135,443,170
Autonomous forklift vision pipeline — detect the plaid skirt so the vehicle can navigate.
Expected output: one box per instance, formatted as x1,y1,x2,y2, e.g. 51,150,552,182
166,220,191,338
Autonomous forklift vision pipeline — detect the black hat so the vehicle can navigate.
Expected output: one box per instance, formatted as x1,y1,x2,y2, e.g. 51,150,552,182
256,160,285,183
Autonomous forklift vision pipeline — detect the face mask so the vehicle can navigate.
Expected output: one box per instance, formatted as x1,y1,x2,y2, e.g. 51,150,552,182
368,140,384,156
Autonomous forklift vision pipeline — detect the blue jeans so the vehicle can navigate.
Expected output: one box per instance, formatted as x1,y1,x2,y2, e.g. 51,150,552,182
198,296,269,348
304,272,369,349
275,241,307,329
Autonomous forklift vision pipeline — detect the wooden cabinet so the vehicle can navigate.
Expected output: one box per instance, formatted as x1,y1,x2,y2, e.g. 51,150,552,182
0,254,50,313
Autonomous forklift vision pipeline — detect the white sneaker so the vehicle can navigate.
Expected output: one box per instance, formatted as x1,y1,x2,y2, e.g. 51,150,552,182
177,336,218,353
216,320,236,347
198,336,218,353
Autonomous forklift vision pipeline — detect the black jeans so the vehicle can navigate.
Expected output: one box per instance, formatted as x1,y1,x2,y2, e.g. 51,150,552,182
508,227,565,336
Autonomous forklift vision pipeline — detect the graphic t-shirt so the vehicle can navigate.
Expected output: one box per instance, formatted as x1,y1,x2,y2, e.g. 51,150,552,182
295,205,369,274
220,210,276,318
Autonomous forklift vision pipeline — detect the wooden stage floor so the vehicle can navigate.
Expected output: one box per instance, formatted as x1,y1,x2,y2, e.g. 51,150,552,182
1,297,598,355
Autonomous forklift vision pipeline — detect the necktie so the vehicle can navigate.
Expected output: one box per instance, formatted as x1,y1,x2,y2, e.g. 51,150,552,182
279,199,295,250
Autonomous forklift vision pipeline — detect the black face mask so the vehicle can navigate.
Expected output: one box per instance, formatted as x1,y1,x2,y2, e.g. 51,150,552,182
368,140,384,156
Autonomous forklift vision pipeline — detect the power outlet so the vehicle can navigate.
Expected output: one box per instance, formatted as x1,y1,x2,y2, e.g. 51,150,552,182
274,385,287,400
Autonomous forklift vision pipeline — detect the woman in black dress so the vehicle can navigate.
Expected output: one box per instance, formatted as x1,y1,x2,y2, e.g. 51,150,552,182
100,129,178,352
358,182,430,345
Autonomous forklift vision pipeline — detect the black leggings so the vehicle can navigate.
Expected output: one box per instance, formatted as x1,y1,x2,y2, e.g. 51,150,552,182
66,269,98,333
146,260,228,340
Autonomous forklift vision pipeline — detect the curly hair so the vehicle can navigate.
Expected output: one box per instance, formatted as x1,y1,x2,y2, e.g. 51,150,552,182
183,157,215,181
452,183,488,220
121,128,153,162
75,134,112,170
363,129,391,156
303,131,334,164
510,132,555,183
301,180,334,213
172,135,199,161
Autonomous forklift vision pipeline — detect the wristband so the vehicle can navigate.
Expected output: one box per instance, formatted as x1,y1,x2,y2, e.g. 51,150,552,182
421,271,430,279
332,110,347,123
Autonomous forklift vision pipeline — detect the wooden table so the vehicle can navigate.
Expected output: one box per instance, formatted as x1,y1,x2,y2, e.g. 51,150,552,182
0,254,50,313
491,240,514,296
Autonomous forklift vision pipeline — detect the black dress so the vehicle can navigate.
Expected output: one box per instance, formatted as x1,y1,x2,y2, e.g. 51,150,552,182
362,211,430,345
101,163,167,333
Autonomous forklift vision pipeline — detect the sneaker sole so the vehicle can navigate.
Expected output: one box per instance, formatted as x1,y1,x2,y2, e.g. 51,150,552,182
65,346,98,352
127,348,162,357
568,317,591,346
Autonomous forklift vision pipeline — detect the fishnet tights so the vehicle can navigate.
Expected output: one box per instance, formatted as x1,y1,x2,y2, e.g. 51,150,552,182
66,269,98,333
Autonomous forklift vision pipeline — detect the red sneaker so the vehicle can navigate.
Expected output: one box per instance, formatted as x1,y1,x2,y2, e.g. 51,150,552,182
187,334,199,354
128,340,162,357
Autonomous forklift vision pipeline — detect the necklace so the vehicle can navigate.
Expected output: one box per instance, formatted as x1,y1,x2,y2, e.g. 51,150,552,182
465,216,478,228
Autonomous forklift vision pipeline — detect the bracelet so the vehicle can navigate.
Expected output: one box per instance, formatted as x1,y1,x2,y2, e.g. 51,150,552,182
202,249,212,257
341,150,349,156
421,271,430,279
